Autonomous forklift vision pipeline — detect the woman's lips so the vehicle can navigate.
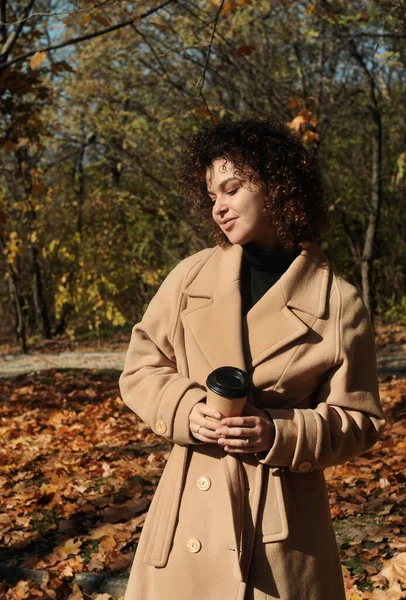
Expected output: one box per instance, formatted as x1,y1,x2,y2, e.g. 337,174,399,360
222,218,237,231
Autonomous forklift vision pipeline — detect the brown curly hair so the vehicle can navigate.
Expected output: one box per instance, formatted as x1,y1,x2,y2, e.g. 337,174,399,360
175,116,328,249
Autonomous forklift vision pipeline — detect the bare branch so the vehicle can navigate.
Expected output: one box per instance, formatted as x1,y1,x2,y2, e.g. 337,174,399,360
0,0,176,72
337,32,406,39
0,0,112,26
196,0,225,118
0,0,7,46
0,0,36,64
334,203,361,262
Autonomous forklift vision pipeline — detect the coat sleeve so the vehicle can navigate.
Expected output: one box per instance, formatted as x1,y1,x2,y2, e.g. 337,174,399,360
257,278,386,472
119,251,212,447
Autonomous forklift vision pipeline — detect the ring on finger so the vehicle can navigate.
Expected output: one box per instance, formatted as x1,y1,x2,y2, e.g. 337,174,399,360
196,425,203,434
245,437,250,445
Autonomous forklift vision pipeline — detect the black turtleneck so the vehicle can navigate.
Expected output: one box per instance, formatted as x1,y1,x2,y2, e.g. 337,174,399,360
240,242,301,317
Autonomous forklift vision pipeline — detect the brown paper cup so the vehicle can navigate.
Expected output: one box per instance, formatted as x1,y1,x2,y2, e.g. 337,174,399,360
205,366,250,421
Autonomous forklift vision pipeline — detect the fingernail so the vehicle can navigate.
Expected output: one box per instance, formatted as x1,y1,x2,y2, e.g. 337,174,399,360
214,412,221,419
220,419,226,424
218,438,224,444
215,429,222,434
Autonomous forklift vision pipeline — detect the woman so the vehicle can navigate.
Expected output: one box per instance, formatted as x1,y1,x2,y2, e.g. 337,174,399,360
119,117,385,600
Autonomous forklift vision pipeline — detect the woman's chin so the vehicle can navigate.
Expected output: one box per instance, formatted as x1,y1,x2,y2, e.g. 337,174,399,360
223,228,249,246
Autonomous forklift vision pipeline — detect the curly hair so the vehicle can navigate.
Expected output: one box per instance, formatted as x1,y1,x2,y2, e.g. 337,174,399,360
175,116,328,249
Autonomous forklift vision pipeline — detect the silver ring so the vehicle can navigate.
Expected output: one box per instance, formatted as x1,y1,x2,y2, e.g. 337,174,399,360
245,438,250,445
196,425,203,434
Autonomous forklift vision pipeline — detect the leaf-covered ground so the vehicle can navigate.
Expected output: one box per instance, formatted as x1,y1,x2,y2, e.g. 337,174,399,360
0,370,404,600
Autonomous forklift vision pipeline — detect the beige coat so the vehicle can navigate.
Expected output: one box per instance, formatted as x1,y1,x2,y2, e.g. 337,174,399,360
119,243,385,600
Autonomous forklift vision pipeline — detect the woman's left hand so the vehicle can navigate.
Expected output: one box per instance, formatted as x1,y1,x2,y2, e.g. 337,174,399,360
215,403,275,454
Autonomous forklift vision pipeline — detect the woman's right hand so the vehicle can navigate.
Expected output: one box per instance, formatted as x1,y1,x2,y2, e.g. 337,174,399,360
189,401,223,443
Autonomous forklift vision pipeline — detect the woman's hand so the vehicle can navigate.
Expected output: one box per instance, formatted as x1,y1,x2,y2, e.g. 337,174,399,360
215,403,275,454
189,401,224,443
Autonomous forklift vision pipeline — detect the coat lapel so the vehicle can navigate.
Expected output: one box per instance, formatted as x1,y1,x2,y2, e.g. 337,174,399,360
181,244,246,372
182,243,330,374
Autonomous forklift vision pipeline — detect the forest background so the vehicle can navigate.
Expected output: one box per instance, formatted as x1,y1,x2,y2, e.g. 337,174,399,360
1,0,405,351
0,1,405,600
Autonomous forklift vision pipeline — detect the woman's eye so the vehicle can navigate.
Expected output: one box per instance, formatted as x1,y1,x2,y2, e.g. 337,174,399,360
227,188,238,196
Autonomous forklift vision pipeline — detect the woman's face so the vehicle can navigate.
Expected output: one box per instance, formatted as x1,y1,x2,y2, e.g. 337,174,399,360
206,158,279,251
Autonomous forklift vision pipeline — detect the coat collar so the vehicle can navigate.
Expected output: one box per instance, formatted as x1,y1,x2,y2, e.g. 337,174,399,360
182,243,331,373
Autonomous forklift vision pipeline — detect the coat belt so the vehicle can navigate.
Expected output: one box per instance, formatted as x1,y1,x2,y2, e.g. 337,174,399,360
221,452,264,583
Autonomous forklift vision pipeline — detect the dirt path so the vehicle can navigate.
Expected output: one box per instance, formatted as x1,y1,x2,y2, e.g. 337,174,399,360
0,351,126,378
1,346,406,378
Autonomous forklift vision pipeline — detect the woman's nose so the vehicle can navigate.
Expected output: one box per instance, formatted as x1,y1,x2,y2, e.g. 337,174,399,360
213,196,228,215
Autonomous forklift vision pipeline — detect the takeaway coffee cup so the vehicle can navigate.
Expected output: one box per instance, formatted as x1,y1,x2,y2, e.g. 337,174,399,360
205,366,251,420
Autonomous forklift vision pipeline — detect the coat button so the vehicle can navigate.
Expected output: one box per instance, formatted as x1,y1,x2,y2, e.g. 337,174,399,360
155,420,167,434
197,476,211,491
186,538,202,553
297,460,313,472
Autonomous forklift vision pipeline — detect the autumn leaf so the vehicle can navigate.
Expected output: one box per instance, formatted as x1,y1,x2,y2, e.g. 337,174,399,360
66,583,84,599
80,14,91,27
3,140,19,154
236,45,256,57
9,580,31,599
31,180,47,197
289,98,302,113
372,552,406,587
326,10,339,24
372,583,405,600
289,114,306,132
303,130,321,144
60,538,83,556
30,51,47,69
151,21,168,32
195,106,211,119
93,14,111,27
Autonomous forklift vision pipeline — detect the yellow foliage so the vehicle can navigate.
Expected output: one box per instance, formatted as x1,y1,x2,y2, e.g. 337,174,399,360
141,270,161,286
55,269,127,330
4,232,22,265
105,302,126,327
59,247,75,260
93,299,104,311
48,239,60,253
66,327,75,340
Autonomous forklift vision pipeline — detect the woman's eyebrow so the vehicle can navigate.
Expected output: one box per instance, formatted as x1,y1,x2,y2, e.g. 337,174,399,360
207,177,239,195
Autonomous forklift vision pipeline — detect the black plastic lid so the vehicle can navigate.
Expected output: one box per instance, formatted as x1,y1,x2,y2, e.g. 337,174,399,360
206,366,251,399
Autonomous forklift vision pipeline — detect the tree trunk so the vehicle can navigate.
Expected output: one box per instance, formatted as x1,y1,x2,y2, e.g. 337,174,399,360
31,244,52,339
361,109,382,319
349,40,383,323
7,271,28,354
